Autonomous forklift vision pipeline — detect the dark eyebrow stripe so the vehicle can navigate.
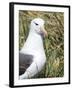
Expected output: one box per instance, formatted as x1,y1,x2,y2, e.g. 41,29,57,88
34,22,39,25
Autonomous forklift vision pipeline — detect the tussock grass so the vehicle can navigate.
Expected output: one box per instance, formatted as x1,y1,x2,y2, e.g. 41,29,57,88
19,11,64,78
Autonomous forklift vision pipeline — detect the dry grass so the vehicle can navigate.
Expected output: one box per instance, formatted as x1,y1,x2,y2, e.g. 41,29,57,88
19,11,64,78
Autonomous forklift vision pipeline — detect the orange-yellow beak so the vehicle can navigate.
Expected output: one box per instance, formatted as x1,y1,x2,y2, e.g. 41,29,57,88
40,26,48,37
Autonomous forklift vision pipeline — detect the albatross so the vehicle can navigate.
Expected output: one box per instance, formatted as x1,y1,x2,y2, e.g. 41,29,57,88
19,18,47,79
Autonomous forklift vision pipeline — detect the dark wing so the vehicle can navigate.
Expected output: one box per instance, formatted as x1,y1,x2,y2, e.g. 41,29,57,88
19,53,33,75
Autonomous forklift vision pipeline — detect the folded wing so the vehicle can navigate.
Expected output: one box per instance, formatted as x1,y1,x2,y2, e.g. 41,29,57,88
19,53,33,75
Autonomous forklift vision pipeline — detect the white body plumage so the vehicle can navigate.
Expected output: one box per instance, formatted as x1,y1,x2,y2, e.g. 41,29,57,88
19,18,47,79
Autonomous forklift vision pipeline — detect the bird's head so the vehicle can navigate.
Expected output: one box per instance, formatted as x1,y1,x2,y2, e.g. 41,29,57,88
30,18,47,37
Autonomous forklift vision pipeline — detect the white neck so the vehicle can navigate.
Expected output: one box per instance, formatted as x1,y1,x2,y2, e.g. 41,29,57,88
20,29,45,55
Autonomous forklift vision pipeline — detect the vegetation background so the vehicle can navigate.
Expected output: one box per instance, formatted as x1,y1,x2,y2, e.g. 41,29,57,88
19,10,64,78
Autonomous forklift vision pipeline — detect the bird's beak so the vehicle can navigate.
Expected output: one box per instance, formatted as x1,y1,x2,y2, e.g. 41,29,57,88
40,26,48,37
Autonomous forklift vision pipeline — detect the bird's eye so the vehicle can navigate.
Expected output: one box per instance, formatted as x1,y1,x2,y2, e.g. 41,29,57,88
34,22,39,25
